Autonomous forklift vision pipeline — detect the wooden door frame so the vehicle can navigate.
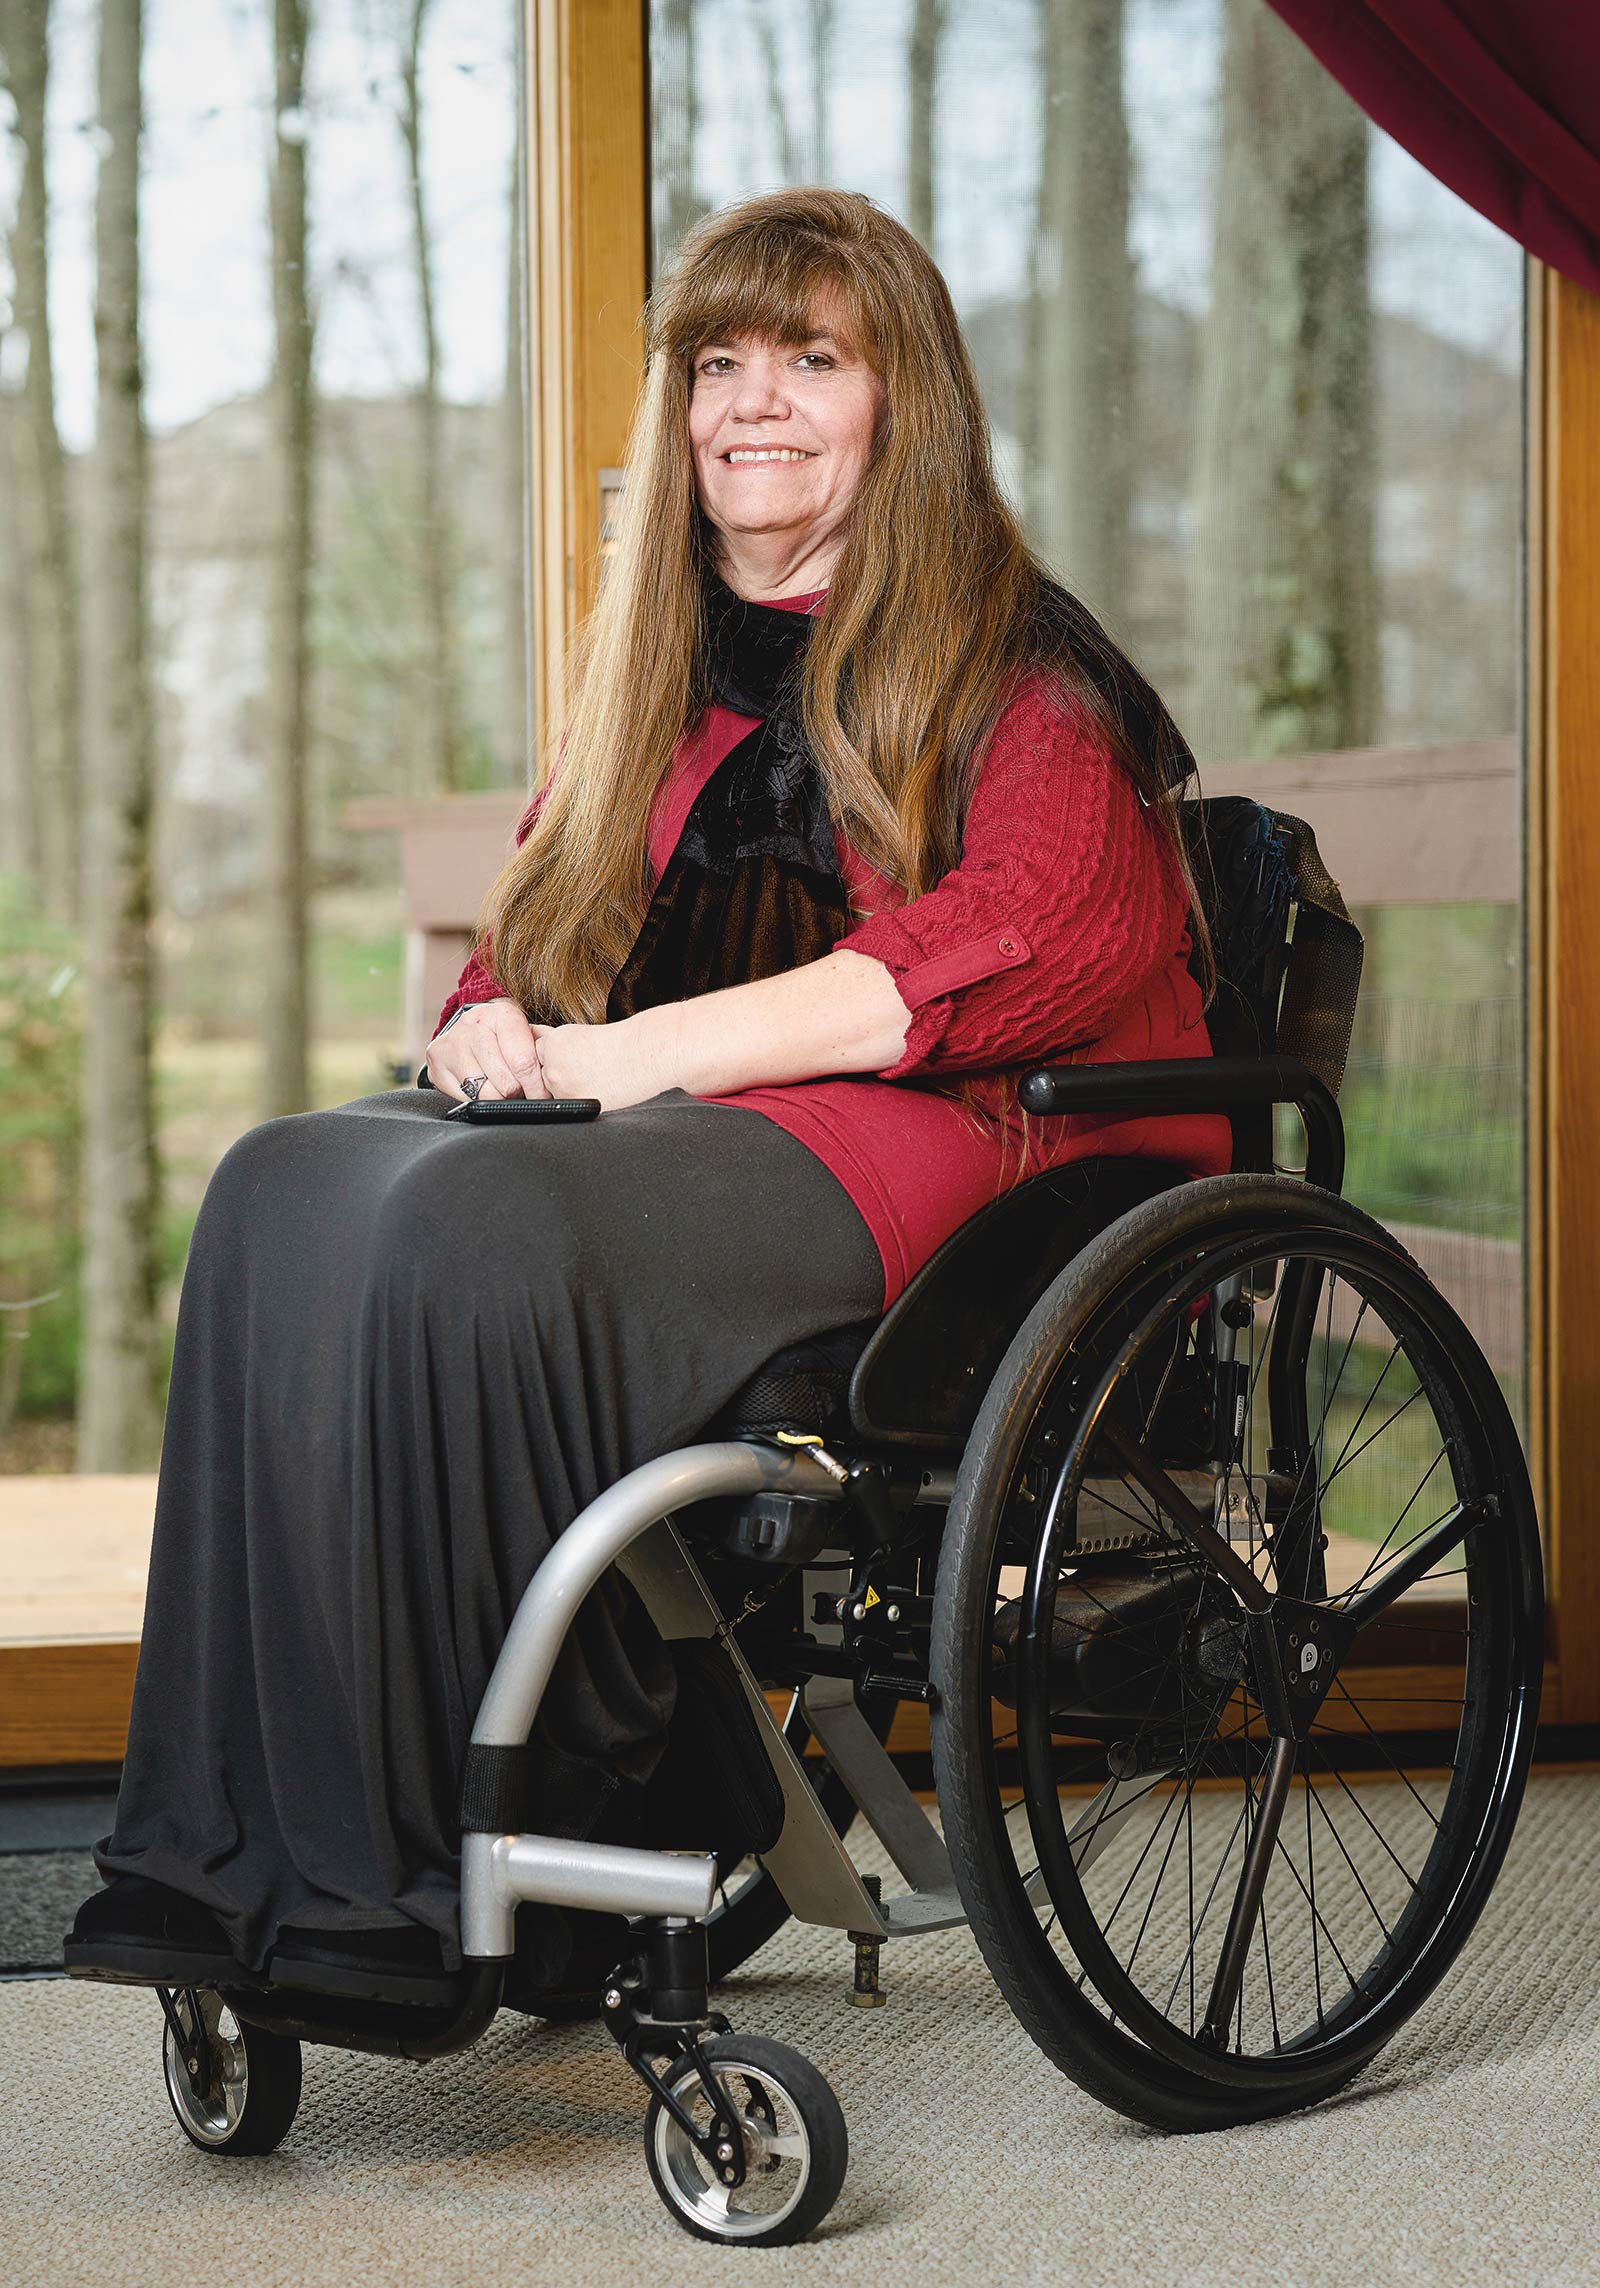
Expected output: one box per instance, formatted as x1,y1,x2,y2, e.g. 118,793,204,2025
1528,263,1600,1727
523,0,650,751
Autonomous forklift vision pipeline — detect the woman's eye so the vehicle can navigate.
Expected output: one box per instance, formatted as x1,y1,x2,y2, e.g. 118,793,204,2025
796,353,834,370
698,356,735,375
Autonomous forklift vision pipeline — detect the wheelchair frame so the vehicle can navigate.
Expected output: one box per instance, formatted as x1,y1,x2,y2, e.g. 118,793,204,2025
105,1028,1541,2243
459,1052,1345,1966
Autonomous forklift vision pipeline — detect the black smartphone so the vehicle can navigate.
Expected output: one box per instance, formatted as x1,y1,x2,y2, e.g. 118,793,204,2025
445,1096,602,1124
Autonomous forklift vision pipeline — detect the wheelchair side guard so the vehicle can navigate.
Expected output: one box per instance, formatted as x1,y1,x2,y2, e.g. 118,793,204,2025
625,1511,976,1941
460,1439,874,1960
618,1521,891,1940
797,1676,963,1937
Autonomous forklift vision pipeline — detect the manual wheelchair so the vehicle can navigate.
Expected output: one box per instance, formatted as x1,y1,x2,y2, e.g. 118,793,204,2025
83,799,1543,2246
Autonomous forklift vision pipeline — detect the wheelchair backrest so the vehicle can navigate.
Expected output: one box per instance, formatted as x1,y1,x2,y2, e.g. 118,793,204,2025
1182,797,1364,1172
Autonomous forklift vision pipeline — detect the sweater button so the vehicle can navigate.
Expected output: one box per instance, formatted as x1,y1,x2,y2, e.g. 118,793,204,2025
999,935,1020,956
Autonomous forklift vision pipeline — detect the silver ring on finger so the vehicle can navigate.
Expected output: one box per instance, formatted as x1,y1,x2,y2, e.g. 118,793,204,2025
461,1073,486,1101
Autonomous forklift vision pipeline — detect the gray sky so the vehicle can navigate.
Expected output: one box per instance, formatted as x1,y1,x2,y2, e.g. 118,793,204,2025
0,0,1521,456
3,0,516,449
679,0,1521,364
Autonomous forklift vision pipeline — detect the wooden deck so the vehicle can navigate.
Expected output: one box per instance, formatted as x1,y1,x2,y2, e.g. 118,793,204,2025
0,1474,157,1646
0,1476,157,1767
0,1468,1436,1768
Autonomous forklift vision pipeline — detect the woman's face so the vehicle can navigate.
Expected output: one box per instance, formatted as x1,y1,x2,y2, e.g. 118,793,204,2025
688,311,886,565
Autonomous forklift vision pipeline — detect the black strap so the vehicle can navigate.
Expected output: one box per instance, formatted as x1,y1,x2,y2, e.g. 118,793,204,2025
458,1739,619,1839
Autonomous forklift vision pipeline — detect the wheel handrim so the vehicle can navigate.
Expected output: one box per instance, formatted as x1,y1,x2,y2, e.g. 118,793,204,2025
985,1220,1540,2094
162,1990,249,2145
653,2058,812,2238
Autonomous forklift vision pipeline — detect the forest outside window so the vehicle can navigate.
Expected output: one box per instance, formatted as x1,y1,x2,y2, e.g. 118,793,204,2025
0,0,526,1710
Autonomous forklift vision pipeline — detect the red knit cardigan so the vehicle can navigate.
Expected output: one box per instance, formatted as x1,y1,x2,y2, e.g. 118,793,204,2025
434,601,1230,1307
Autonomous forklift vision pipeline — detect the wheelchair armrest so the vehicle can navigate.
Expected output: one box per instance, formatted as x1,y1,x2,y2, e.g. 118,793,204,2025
1017,1054,1345,1194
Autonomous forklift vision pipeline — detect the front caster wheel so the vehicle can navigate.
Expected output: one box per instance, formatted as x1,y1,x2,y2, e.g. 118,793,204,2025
644,2035,847,2246
160,1988,302,2155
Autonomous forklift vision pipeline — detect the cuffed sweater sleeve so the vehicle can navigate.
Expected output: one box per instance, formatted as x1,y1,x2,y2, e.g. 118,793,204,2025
834,681,1190,1081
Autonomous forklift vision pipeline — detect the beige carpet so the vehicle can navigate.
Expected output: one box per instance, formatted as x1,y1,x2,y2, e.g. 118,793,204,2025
2,1773,1597,2288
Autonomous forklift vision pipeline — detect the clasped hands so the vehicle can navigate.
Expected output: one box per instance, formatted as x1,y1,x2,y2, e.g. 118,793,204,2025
424,996,662,1111
423,951,910,1111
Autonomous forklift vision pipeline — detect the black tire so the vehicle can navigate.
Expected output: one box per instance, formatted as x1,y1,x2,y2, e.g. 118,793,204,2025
931,1174,1543,2132
161,1987,303,2155
644,2034,847,2245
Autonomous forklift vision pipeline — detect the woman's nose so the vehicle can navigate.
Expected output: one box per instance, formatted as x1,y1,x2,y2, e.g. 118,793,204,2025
730,365,788,420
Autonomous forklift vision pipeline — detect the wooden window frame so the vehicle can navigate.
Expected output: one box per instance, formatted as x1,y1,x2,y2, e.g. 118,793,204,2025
5,4,1598,1766
1528,263,1600,1727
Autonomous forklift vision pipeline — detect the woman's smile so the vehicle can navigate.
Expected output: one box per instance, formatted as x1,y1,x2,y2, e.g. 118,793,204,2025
723,446,818,464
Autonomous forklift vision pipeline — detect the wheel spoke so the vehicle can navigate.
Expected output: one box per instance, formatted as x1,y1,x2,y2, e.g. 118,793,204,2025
1338,1503,1476,1630
1318,1380,1427,1502
1303,1774,1396,1941
1099,1423,1267,1609
1200,1733,1296,2042
1315,1325,1401,1494
1159,1783,1252,2018
1066,1768,1175,1875
1334,1444,1452,1601
1313,1761,1421,1888
1323,1678,1444,1827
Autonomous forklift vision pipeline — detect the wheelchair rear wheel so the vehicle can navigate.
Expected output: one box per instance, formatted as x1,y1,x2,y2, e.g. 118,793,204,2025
932,1174,1542,2131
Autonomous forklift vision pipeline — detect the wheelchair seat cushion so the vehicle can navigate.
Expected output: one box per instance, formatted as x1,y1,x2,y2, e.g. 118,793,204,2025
715,1155,1189,1452
848,1154,1189,1445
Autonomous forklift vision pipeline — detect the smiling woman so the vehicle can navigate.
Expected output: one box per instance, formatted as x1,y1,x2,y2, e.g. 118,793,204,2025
70,188,1226,2010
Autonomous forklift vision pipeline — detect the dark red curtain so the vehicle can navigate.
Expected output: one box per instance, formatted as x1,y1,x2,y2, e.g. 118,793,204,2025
1266,1,1600,295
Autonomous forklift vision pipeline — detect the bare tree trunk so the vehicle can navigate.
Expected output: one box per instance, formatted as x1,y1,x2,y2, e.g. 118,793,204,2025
0,388,43,878
749,0,799,184
261,0,314,1117
653,0,701,266
905,0,944,247
1185,0,1376,760
78,0,161,1471
809,0,833,182
498,126,530,780
400,0,462,796
0,0,82,916
1025,0,1133,619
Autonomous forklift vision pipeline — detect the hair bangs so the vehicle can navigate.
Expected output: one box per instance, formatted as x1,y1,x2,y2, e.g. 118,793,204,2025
652,232,877,371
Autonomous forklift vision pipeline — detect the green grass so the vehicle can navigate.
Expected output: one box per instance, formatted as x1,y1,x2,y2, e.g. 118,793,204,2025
4,892,411,1442
159,890,404,1044
1340,1066,1522,1241
1334,904,1523,1241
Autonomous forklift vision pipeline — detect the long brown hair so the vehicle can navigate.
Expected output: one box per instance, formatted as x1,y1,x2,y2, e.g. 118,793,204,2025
480,186,1204,1026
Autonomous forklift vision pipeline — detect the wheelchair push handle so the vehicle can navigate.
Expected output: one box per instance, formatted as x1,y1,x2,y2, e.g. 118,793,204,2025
1016,1053,1345,1194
